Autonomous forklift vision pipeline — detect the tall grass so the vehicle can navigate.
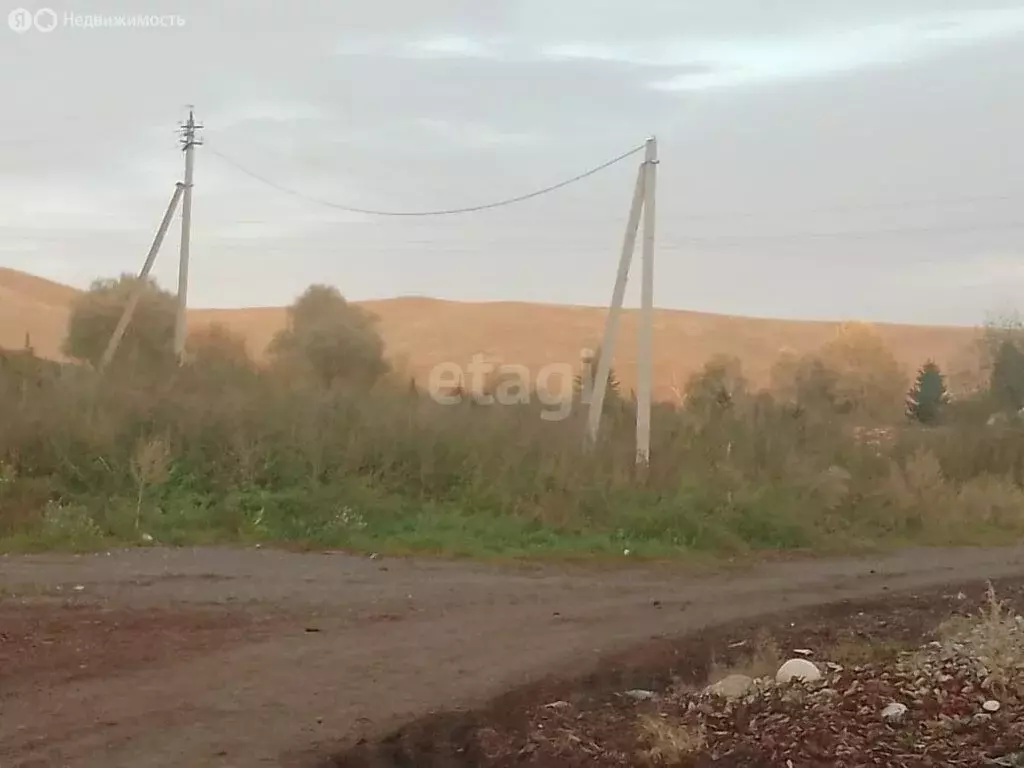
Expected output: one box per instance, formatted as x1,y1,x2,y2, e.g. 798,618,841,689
2,345,1024,559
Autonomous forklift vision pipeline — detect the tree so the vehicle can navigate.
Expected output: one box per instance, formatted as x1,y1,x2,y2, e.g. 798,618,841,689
267,285,389,388
978,310,1024,374
906,360,948,424
816,322,908,421
185,323,254,377
771,352,843,417
63,274,176,371
684,355,748,422
989,339,1024,412
573,345,621,411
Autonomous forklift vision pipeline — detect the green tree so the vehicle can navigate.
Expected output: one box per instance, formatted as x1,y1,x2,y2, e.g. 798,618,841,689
267,285,389,388
906,360,948,424
62,274,176,370
573,345,620,410
684,354,748,422
989,339,1024,412
978,310,1024,372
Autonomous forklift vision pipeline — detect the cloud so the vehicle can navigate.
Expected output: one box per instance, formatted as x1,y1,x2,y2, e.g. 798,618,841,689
412,118,544,148
197,200,368,241
0,240,42,253
540,41,684,67
902,252,1024,290
646,9,1024,91
334,34,505,60
0,177,144,234
403,35,498,59
334,8,1024,93
206,102,336,131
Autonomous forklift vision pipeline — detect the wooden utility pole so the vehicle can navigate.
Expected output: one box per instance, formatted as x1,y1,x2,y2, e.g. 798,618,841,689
98,182,186,372
584,136,658,466
174,107,202,364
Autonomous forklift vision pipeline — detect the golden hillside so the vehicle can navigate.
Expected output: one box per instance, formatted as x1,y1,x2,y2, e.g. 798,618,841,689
0,267,984,399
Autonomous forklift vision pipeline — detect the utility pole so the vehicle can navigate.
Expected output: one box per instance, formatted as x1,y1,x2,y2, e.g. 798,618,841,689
174,107,202,364
584,159,645,448
98,183,186,373
636,136,657,466
584,136,658,466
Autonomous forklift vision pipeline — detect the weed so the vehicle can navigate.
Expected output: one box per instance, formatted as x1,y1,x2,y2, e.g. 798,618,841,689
638,715,706,765
4,321,1024,559
709,628,783,682
131,435,170,532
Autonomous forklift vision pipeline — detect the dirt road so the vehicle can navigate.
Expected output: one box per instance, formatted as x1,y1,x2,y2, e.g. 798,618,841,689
4,545,1024,767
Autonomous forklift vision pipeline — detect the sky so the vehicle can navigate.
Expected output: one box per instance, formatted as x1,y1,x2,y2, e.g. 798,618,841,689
1,0,1023,325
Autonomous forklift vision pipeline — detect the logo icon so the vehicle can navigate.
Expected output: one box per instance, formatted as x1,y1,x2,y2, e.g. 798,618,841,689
34,7,57,31
8,7,33,32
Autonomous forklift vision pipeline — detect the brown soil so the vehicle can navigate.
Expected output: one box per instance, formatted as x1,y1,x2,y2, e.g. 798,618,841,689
333,581,1024,767
0,267,983,396
3,545,1024,767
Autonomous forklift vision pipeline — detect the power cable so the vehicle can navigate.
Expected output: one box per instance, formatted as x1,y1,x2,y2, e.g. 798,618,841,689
675,192,1024,221
203,142,1024,222
5,218,1024,248
203,141,648,216
675,220,1024,245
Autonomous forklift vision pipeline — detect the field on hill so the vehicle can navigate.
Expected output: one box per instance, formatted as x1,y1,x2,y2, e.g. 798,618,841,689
0,267,985,398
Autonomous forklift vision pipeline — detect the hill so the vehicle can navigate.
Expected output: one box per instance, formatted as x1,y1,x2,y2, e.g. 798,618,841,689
0,267,984,399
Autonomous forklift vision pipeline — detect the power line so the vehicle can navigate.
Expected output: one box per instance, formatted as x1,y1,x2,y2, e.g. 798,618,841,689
675,220,1024,246
196,144,1024,223
6,217,1024,248
203,141,648,217
675,191,1024,221
176,221,1024,255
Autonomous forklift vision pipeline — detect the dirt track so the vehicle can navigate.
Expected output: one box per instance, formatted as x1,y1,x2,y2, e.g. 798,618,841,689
4,545,1024,768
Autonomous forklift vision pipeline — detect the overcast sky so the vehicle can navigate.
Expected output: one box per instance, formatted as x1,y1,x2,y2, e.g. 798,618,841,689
1,0,1023,325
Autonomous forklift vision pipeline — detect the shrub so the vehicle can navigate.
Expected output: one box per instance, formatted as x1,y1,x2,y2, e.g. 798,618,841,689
5,279,1024,558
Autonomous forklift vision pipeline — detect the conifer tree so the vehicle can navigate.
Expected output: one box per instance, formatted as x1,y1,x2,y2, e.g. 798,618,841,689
906,360,948,424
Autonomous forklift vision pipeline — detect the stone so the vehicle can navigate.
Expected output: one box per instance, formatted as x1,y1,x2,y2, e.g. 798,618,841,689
776,658,822,684
624,689,655,701
984,699,1002,713
704,674,755,700
881,702,908,723
543,701,570,710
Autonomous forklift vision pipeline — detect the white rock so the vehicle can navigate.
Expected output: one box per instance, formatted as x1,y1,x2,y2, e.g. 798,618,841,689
983,700,1001,713
704,674,755,700
543,700,570,710
881,702,908,723
776,658,822,684
624,689,656,701
792,648,813,656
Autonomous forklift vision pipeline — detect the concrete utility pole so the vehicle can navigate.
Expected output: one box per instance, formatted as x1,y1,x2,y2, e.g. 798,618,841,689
98,182,186,373
174,107,202,364
584,136,658,466
636,136,658,465
585,160,645,448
